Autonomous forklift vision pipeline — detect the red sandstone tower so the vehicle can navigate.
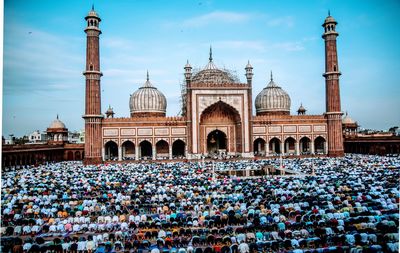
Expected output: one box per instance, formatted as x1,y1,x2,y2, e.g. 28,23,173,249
83,6,103,164
322,13,344,157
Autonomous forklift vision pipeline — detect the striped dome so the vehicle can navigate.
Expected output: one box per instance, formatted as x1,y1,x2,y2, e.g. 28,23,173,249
255,74,291,115
129,72,167,117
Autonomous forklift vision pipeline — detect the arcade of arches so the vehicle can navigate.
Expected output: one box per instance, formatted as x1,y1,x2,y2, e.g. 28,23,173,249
199,101,242,155
103,139,187,161
2,144,84,168
253,136,327,156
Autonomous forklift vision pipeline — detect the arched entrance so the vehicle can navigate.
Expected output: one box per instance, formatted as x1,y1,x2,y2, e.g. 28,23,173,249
207,130,227,155
314,136,326,154
253,138,266,156
75,151,81,160
122,141,135,160
269,138,281,155
299,137,311,154
284,137,296,155
105,141,118,160
200,101,242,155
156,140,169,159
172,140,185,158
67,151,73,160
140,140,152,159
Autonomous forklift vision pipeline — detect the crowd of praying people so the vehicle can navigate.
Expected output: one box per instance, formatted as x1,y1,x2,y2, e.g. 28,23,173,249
1,154,399,253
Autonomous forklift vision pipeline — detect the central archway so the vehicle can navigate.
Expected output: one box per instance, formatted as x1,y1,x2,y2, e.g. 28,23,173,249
200,101,242,155
207,130,227,154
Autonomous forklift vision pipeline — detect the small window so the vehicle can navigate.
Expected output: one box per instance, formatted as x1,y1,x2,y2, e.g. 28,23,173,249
334,65,337,71
89,64,94,71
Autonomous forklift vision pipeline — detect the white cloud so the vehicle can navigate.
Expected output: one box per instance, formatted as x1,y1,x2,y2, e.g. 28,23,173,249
273,41,305,51
182,11,250,28
102,37,135,50
267,16,294,28
212,40,265,52
3,24,83,94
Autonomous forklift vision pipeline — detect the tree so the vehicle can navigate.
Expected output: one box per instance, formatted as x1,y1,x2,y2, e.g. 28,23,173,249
388,126,399,135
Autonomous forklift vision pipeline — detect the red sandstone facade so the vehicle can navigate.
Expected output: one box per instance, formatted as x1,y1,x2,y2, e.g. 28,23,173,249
82,8,345,164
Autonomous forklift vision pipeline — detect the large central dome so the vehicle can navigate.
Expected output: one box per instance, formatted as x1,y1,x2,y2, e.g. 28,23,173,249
191,48,238,85
255,73,291,116
129,72,167,117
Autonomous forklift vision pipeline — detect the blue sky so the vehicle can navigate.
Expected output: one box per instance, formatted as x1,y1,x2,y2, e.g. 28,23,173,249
2,0,400,137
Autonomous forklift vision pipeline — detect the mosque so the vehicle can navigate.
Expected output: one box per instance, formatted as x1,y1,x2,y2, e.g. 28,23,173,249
83,8,344,164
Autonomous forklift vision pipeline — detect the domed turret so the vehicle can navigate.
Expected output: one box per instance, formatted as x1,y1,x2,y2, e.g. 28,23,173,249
342,112,356,125
342,112,358,136
86,4,100,20
48,115,66,129
129,71,167,117
297,103,306,115
47,115,68,145
105,105,115,118
255,72,291,116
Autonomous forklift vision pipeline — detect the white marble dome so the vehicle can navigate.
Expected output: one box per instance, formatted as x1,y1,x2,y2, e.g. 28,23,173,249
48,116,66,129
255,74,291,115
129,72,167,116
342,112,356,124
191,48,238,85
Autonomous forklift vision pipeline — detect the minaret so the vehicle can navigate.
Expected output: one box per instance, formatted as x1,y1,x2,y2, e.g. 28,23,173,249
184,60,193,156
83,6,103,164
245,61,254,153
322,12,344,157
245,60,253,85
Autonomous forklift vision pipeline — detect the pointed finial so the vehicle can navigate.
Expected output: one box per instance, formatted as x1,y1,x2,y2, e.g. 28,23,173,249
57,114,59,120
209,46,213,62
92,4,95,11
146,70,149,81
328,10,330,16
270,70,273,81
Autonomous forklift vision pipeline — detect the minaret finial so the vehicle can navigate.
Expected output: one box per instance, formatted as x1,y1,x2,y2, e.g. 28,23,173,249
57,114,59,120
209,46,213,62
270,70,273,81
328,10,330,16
146,70,149,81
92,4,94,11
